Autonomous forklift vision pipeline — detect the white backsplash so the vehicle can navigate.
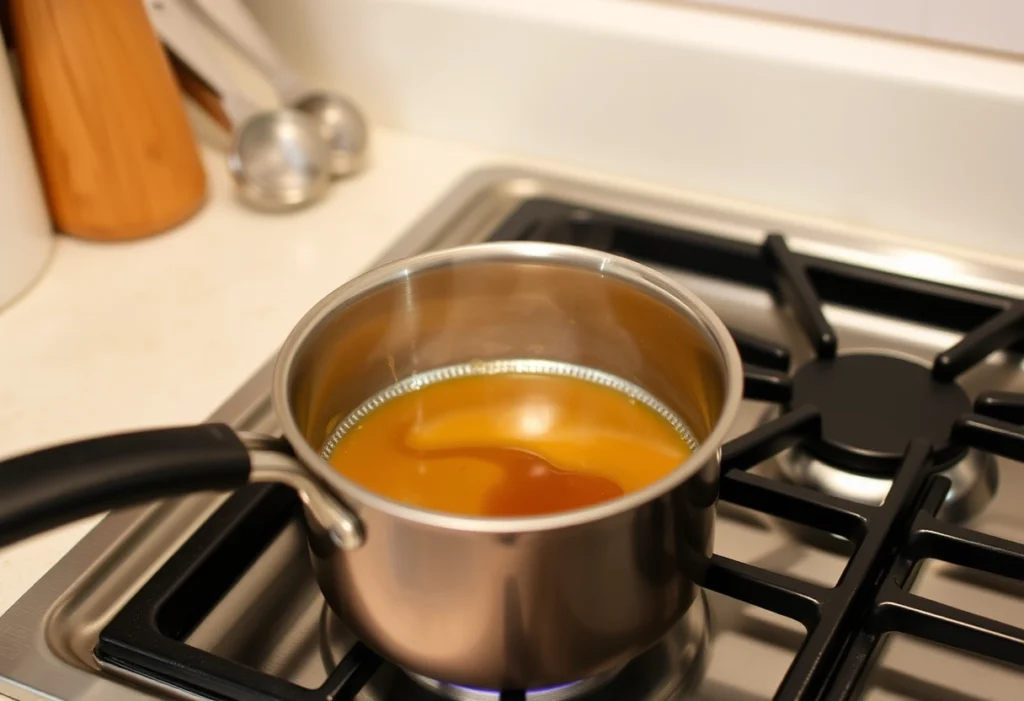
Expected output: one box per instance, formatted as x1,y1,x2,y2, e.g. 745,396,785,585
687,0,1024,56
247,0,1024,258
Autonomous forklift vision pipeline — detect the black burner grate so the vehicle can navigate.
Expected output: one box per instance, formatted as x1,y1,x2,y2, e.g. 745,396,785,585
96,198,1024,700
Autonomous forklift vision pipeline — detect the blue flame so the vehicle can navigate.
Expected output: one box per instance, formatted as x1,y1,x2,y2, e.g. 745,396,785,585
452,681,580,698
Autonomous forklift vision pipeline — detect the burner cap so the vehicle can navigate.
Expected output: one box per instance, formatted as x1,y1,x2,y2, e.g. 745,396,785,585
788,354,971,475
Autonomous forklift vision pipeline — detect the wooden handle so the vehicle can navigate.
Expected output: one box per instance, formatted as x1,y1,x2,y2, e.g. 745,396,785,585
11,0,207,241
167,51,231,132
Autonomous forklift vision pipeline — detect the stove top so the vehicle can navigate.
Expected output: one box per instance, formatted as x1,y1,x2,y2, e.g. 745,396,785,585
1,168,1022,701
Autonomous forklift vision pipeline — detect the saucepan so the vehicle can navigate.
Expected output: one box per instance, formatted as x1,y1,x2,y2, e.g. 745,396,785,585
0,242,742,690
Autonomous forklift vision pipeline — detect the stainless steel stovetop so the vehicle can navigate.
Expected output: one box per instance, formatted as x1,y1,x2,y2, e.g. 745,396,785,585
1,168,1022,701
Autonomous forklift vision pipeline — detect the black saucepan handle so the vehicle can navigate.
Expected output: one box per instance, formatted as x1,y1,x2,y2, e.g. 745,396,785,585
0,424,252,548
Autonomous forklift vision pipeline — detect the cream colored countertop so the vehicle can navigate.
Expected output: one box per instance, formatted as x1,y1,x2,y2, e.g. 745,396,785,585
0,127,498,617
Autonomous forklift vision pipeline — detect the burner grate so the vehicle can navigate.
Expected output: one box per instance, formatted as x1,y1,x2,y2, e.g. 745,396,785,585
97,485,383,701
96,198,1024,701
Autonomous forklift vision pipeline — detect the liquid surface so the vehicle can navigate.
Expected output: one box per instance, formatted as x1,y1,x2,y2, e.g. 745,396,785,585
326,372,693,517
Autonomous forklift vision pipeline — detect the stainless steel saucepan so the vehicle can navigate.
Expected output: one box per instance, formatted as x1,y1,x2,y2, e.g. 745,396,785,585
0,242,742,690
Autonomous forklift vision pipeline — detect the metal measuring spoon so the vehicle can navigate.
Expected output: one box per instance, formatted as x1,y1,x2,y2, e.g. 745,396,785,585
147,0,330,211
290,92,368,178
189,0,369,179
224,104,331,212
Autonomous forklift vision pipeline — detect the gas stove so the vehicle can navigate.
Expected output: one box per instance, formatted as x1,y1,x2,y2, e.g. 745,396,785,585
1,168,1022,701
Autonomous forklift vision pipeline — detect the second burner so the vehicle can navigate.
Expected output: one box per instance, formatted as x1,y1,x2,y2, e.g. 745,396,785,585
788,353,971,475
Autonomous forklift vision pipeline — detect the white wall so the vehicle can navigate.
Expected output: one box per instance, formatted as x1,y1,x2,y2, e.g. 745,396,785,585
687,0,1024,56
248,0,1024,256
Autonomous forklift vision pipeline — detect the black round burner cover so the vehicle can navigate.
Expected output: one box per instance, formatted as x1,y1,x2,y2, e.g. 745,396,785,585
789,354,970,475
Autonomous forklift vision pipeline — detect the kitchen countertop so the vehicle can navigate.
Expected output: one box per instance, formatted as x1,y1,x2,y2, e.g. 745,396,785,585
0,127,507,618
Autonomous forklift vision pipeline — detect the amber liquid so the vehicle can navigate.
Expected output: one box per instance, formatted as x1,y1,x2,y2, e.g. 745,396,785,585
326,372,692,517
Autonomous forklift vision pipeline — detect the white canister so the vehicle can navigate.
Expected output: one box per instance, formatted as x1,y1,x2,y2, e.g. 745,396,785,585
0,34,53,310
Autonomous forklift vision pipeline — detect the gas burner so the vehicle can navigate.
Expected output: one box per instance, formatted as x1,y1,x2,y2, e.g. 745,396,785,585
319,592,710,701
764,407,997,522
789,352,971,473
408,673,613,701
403,594,709,701
724,230,1022,526
762,350,998,522
771,434,997,521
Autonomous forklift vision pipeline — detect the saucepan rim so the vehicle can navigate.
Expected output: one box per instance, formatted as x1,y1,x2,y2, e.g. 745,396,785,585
272,241,744,533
